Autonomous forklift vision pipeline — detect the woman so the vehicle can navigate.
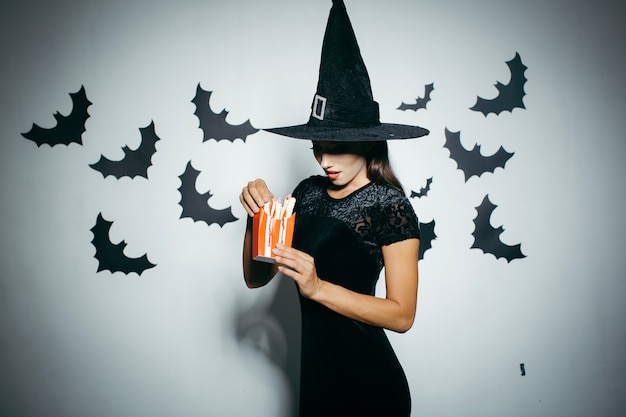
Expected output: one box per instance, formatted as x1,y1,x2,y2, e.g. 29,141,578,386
239,1,428,414
240,140,420,415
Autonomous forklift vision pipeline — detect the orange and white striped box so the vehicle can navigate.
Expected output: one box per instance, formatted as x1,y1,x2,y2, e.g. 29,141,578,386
252,196,296,263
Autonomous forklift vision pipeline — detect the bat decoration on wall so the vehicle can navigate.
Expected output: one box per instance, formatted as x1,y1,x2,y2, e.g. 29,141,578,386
444,128,514,182
90,121,161,179
397,83,434,111
177,161,238,227
90,213,156,275
21,85,91,147
410,177,433,199
470,52,527,116
192,84,258,143
471,195,525,262
418,219,437,260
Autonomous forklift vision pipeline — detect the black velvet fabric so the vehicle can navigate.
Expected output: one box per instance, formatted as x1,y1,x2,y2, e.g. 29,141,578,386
291,176,419,416
294,215,411,416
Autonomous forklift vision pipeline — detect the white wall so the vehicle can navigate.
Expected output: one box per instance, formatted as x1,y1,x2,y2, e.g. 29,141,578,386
1,1,624,416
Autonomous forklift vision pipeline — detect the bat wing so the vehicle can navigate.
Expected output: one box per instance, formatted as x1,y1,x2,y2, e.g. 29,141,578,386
418,219,437,260
470,53,527,116
192,84,258,143
90,121,160,179
177,161,238,227
22,86,92,147
398,83,434,111
90,213,156,275
410,177,433,199
471,195,525,262
444,129,513,182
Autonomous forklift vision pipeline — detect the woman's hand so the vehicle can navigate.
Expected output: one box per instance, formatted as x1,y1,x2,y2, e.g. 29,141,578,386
273,244,324,299
239,178,274,217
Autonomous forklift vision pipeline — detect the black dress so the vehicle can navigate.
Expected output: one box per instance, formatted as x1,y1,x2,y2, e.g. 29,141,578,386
291,176,420,417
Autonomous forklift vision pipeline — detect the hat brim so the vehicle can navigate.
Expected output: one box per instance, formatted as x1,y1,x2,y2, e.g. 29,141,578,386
264,122,429,142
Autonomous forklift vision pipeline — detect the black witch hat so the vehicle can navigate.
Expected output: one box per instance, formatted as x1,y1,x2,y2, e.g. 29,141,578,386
265,0,429,142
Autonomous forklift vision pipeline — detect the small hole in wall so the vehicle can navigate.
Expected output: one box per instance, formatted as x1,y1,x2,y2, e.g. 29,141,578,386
520,363,526,376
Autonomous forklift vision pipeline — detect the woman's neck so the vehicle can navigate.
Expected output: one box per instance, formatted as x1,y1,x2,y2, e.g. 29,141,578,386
326,177,371,199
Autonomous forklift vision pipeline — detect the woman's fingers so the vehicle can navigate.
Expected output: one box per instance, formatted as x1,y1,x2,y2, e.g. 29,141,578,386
274,245,313,278
274,245,321,299
273,244,297,264
239,192,255,217
246,179,268,206
240,179,274,216
240,185,261,216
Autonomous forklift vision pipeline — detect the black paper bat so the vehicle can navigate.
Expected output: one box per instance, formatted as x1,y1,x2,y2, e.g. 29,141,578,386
444,128,513,182
22,85,92,146
470,52,527,116
398,83,434,111
471,195,525,262
192,84,258,143
90,121,160,179
177,161,238,227
418,219,437,260
410,177,433,199
90,213,156,275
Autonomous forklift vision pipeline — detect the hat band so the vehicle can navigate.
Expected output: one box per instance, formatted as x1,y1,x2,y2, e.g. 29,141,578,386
307,94,381,128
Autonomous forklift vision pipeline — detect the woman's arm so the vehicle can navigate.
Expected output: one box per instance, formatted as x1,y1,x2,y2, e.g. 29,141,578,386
240,179,279,288
273,238,419,332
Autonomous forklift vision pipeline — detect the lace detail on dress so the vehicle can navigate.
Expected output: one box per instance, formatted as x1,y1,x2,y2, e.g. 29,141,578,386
293,176,420,270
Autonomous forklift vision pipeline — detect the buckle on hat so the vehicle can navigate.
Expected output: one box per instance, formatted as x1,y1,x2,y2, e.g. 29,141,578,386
312,95,327,121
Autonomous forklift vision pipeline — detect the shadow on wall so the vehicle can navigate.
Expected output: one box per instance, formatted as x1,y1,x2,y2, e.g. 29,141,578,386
235,275,302,415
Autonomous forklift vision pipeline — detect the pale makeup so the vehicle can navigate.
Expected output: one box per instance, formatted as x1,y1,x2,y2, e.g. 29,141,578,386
312,141,371,199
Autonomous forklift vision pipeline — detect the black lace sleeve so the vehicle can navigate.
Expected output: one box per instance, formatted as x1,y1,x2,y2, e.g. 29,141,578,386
374,195,420,246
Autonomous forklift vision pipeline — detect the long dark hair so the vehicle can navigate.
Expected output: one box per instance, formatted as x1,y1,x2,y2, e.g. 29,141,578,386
365,141,404,193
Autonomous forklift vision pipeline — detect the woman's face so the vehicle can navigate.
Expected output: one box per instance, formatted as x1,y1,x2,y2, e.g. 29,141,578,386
312,141,371,191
